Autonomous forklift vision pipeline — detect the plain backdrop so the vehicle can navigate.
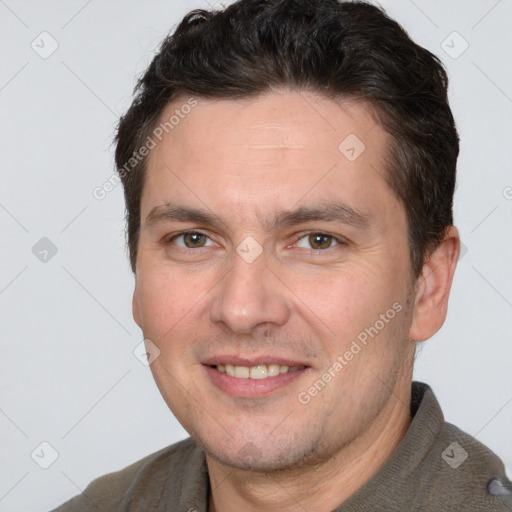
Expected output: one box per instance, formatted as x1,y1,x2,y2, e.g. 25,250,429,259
0,1,511,510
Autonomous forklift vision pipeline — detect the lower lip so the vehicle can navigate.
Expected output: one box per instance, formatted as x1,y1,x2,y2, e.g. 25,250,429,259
204,365,308,398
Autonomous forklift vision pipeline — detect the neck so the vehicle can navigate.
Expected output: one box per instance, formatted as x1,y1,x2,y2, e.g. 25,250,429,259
207,381,412,512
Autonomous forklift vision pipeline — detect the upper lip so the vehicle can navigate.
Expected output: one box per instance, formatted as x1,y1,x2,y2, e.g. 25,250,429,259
202,355,309,367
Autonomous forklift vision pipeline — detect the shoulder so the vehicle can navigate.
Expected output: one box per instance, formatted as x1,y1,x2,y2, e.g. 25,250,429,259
413,420,512,511
50,437,202,512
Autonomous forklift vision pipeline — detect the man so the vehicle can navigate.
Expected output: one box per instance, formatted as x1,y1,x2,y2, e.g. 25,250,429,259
53,0,512,510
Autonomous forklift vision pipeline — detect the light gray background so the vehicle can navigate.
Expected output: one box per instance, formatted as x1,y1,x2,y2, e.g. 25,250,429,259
0,0,511,510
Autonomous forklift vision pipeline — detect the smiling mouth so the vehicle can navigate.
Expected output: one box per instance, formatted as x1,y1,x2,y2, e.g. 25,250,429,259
212,364,305,380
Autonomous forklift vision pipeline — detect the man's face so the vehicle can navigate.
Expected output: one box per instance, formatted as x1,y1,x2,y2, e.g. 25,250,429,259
133,91,416,471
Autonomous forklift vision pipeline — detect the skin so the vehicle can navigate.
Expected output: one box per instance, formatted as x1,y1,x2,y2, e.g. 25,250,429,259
132,90,460,512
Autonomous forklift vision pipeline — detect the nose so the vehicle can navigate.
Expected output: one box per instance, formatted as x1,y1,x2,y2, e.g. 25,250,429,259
209,251,290,335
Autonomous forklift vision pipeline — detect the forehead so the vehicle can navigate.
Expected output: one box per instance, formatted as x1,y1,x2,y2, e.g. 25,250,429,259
142,90,399,229
149,91,383,162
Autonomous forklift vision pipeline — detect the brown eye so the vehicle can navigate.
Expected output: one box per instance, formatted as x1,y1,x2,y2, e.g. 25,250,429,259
171,232,213,249
309,233,333,249
296,232,340,250
183,232,207,248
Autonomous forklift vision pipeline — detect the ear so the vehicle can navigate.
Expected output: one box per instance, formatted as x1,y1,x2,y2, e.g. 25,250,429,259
132,286,142,328
409,226,460,342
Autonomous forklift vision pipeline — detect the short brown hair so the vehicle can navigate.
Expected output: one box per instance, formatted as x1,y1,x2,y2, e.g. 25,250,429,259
115,0,459,276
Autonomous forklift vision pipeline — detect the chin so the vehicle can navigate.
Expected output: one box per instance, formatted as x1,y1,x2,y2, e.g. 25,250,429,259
196,429,328,473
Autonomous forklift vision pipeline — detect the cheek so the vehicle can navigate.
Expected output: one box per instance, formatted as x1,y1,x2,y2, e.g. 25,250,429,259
301,266,392,324
136,270,206,394
136,267,201,343
300,264,408,359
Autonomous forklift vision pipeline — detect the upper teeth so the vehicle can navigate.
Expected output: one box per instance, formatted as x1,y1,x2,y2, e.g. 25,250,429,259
217,364,301,379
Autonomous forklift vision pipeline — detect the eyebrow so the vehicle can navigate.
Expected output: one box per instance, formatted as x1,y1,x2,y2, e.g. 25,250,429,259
145,200,370,232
